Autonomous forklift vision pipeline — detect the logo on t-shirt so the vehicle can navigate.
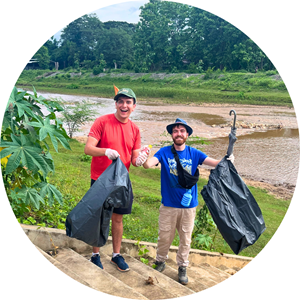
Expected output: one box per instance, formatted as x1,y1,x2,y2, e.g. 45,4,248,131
168,158,192,176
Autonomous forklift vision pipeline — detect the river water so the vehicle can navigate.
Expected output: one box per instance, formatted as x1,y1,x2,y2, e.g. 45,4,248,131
38,92,300,187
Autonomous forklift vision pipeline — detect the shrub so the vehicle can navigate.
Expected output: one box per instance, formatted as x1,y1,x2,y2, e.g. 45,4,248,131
1,87,71,215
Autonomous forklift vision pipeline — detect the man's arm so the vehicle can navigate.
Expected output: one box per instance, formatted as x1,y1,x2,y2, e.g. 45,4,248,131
143,156,159,169
131,148,141,167
84,136,120,160
202,157,221,168
84,136,106,156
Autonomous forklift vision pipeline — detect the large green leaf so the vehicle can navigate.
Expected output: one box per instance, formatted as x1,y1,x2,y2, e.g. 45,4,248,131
26,115,71,152
6,87,34,118
0,133,49,177
35,181,63,206
16,185,45,209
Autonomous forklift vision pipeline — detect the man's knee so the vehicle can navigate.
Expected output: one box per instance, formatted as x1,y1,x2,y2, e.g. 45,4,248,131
112,213,123,224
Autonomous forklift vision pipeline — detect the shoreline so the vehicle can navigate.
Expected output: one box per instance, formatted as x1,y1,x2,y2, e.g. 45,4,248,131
73,135,294,200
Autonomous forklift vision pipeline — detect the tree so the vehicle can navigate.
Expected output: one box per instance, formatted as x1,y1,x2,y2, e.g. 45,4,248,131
97,27,134,69
92,53,106,75
59,100,98,138
59,14,104,67
134,0,190,72
33,46,50,69
1,87,71,215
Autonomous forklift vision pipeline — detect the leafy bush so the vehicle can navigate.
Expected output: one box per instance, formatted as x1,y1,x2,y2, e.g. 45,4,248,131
1,87,71,216
59,100,98,138
66,83,79,89
191,204,218,251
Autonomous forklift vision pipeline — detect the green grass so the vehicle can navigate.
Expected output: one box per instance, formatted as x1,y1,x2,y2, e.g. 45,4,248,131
16,69,292,107
27,139,291,258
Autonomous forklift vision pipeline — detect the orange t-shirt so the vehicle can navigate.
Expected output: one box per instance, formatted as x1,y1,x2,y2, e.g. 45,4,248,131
88,114,141,180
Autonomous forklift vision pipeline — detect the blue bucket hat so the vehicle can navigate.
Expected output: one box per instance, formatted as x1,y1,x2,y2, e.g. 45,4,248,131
166,118,193,136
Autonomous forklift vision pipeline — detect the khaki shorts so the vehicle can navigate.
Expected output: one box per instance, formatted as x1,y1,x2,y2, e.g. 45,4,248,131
156,204,196,267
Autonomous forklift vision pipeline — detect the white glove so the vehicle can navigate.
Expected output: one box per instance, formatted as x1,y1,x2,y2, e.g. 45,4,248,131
227,154,235,164
136,152,149,167
105,149,120,160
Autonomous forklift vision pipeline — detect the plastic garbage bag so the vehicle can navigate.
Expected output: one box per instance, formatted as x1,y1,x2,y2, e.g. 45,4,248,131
201,110,266,255
65,157,132,247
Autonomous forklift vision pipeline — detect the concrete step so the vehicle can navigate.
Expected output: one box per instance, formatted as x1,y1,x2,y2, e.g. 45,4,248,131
191,262,231,283
146,257,209,293
96,253,179,300
36,247,92,289
163,257,228,287
53,248,147,299
122,254,195,298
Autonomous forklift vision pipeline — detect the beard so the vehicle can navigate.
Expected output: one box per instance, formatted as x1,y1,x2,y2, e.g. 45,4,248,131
172,135,187,146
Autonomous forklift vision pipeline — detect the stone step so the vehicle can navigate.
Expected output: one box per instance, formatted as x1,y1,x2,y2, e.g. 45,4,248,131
122,254,195,298
36,246,92,289
96,253,179,300
146,257,209,293
53,248,147,299
195,262,231,282
164,257,228,287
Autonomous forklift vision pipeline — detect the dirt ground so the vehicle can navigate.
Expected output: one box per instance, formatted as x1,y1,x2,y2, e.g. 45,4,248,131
74,102,298,201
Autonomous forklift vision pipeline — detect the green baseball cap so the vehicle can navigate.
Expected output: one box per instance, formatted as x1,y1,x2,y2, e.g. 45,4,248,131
114,88,136,104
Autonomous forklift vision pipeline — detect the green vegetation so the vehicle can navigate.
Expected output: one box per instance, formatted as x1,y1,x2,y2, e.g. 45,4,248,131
34,2,275,73
15,138,291,258
1,87,70,220
17,69,291,107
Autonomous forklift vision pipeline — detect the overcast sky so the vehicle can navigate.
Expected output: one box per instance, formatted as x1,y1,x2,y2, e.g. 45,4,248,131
54,0,148,40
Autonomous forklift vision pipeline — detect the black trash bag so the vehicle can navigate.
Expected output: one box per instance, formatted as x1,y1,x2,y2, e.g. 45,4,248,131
171,144,199,189
65,157,132,247
201,110,266,255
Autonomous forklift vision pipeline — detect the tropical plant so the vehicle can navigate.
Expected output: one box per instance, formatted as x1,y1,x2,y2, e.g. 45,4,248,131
59,100,98,138
0,86,71,216
192,204,218,250
135,239,150,265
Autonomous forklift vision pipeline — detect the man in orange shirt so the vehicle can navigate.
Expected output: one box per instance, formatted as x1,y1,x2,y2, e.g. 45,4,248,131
84,88,148,271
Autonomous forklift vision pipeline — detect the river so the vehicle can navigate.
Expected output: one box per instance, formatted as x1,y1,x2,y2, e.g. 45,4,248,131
38,92,300,188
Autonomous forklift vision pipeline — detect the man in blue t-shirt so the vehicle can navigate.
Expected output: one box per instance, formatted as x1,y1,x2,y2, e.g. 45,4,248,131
141,118,234,285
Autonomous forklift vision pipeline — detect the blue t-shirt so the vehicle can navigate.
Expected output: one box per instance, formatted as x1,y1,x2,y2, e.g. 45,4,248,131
154,145,207,208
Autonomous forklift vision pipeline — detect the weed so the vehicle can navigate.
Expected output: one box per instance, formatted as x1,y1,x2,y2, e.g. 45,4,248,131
135,239,150,265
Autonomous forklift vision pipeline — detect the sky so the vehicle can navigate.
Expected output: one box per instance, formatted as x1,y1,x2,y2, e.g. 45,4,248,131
0,1,300,300
54,0,149,40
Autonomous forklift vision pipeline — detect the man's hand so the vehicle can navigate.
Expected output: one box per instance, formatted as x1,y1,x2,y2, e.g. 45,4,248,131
105,149,120,160
136,146,151,166
227,154,235,164
136,152,148,166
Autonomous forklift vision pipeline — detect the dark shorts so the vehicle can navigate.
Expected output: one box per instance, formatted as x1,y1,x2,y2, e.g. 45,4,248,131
91,179,133,215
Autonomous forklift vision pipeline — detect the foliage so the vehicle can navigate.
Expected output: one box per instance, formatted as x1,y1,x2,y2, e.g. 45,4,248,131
58,100,99,138
135,239,150,265
1,87,70,215
33,46,51,69
17,70,291,107
191,204,218,251
92,54,107,75
33,3,275,73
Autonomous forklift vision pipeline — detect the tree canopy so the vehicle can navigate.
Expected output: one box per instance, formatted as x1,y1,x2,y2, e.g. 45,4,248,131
34,1,274,73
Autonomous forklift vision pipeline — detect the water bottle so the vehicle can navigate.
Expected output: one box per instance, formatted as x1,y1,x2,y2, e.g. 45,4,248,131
141,145,152,155
181,189,192,207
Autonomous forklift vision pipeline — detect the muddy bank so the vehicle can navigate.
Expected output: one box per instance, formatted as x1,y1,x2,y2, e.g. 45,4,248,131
38,92,299,201
74,101,299,201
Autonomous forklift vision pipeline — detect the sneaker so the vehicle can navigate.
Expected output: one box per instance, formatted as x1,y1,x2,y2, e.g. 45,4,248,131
178,266,188,285
111,254,130,272
154,261,166,272
91,254,104,269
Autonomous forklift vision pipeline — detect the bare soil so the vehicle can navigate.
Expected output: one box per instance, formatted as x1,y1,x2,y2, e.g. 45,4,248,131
74,102,298,201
